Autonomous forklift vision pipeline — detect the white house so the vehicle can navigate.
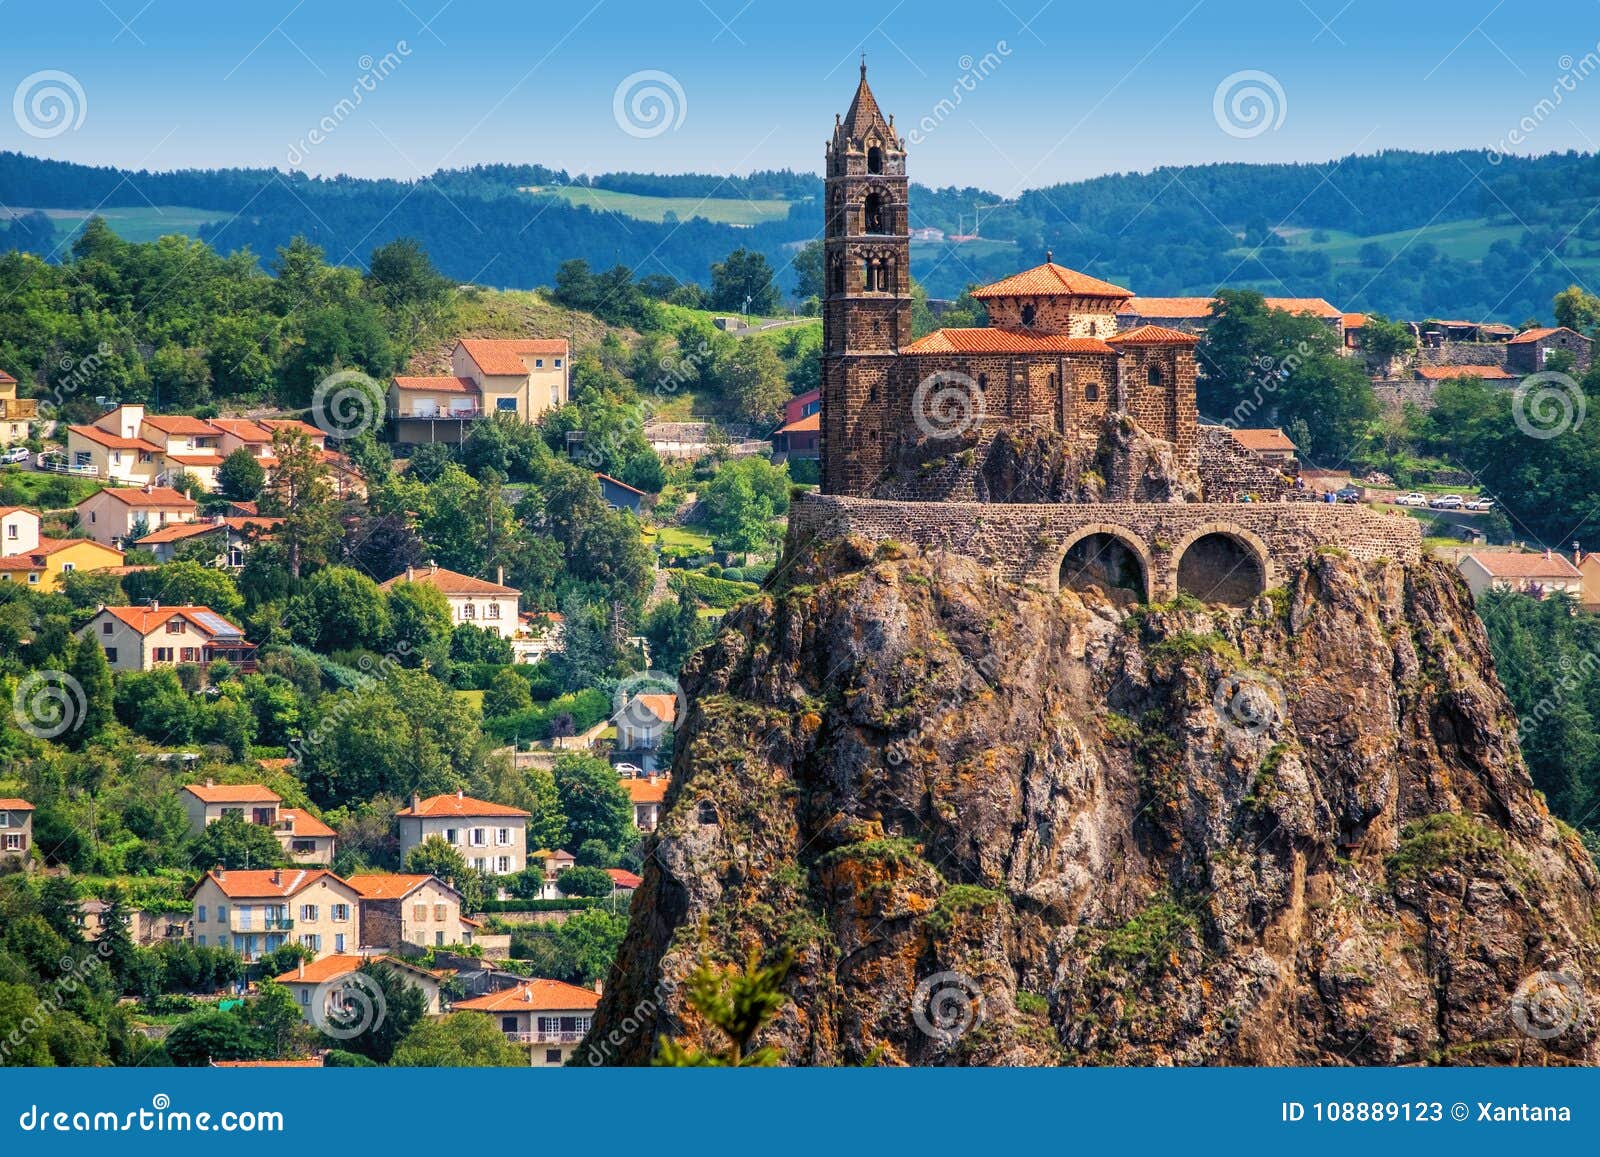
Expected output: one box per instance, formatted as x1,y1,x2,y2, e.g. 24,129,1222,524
1457,551,1584,601
74,486,198,548
396,792,530,879
380,563,521,640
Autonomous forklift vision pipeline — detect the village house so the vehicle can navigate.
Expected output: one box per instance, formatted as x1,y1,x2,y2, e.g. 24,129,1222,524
388,337,570,445
1421,320,1517,346
1118,296,1345,339
138,414,226,490
0,507,40,557
0,536,125,591
613,691,678,772
396,792,530,879
512,610,565,664
605,868,642,893
626,774,668,832
450,978,601,1065
180,781,281,834
772,387,822,462
346,873,471,951
380,563,521,640
81,603,257,673
1414,364,1515,384
1228,428,1299,466
135,515,282,567
1571,548,1600,611
0,370,38,445
1507,326,1594,375
274,955,451,1022
74,486,198,548
189,868,365,961
66,405,163,484
1457,551,1584,601
0,798,34,862
527,848,577,899
278,809,337,865
596,473,645,514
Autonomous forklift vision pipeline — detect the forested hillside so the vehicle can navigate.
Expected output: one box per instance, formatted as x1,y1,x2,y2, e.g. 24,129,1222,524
4,148,1600,323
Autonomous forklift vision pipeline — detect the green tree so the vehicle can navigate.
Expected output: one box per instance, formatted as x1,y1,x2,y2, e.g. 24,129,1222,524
450,623,515,665
66,632,114,747
191,812,286,871
556,865,615,897
1554,284,1600,336
1357,313,1417,361
322,960,427,1063
554,754,633,853
484,667,533,719
218,447,266,501
709,247,779,314
655,947,792,1066
792,239,825,303
123,561,244,620
644,587,713,676
403,835,484,912
166,1008,260,1066
718,339,790,428
700,456,790,553
260,427,338,578
391,1011,525,1066
287,566,390,653
385,580,454,669
112,669,198,742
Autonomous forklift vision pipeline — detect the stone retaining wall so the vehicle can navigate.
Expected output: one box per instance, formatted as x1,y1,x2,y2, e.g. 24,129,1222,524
789,493,1422,599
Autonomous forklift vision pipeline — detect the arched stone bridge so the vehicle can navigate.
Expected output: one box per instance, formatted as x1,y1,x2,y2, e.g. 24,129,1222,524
789,494,1423,605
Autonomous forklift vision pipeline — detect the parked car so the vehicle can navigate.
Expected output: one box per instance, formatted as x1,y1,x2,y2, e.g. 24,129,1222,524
1428,494,1464,509
1465,497,1497,511
1334,486,1362,504
612,762,644,777
1395,492,1429,507
0,446,29,464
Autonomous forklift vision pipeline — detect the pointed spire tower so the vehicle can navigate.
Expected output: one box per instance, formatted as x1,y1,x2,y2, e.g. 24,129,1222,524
821,61,910,496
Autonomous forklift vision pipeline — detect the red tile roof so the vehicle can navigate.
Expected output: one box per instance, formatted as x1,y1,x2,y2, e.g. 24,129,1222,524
379,564,519,596
1106,324,1200,346
596,472,645,497
901,328,1114,355
141,415,219,436
272,954,368,984
605,868,643,889
625,777,668,804
456,338,569,376
1229,428,1299,453
100,604,245,638
1123,296,1344,320
620,693,677,727
345,873,436,900
1415,365,1515,381
196,868,350,899
87,486,197,509
1342,312,1368,329
1462,552,1582,579
1263,297,1344,319
0,798,34,811
0,370,15,385
393,375,478,394
972,262,1132,300
776,413,820,434
205,418,272,443
259,419,325,439
280,808,335,838
1509,326,1588,345
162,453,226,467
68,425,162,452
397,793,530,819
184,782,281,804
0,537,122,571
451,978,599,1013
137,516,281,546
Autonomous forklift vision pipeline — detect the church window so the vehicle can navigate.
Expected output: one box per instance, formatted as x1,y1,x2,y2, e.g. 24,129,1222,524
1085,382,1100,402
977,374,988,391
1147,364,1163,386
864,192,885,234
862,259,875,291
1088,320,1098,335
1021,304,1036,328
867,145,884,174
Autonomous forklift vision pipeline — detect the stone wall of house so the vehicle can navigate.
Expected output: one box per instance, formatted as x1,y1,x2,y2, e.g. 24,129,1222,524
1196,425,1302,500
1507,331,1594,375
1373,379,1440,413
788,492,1422,599
1414,343,1511,369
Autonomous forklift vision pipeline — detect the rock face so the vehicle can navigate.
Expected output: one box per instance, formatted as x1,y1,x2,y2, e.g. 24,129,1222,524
584,540,1600,1066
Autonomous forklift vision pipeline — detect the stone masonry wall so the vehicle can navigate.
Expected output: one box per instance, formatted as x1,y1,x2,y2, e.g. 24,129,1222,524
788,492,1421,600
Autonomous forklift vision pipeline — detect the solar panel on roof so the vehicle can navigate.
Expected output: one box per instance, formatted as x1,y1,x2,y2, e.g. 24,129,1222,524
191,612,239,637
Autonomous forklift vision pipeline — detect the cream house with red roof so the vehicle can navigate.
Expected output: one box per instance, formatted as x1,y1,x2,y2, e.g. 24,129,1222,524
389,337,569,444
278,809,337,865
67,413,163,485
181,780,282,833
190,868,363,960
136,515,282,567
626,774,668,832
346,873,470,950
397,792,530,878
81,603,255,672
0,507,41,557
275,955,450,1021
1228,427,1299,464
380,562,521,639
75,485,197,547
138,414,226,489
0,798,34,861
1457,551,1584,601
450,978,600,1064
0,369,38,445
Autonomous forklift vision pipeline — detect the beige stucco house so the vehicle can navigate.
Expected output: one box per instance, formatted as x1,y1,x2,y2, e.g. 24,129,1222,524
346,873,470,950
81,603,256,673
190,868,365,960
451,978,601,1066
389,338,568,444
396,792,530,879
274,955,449,1022
380,564,521,639
75,485,198,548
278,809,337,865
0,370,37,445
181,781,282,834
0,798,34,862
0,507,41,557
1457,551,1584,601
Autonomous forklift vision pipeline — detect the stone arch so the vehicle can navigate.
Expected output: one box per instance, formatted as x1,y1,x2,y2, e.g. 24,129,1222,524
863,191,886,233
1055,523,1153,603
1171,522,1272,605
867,144,884,174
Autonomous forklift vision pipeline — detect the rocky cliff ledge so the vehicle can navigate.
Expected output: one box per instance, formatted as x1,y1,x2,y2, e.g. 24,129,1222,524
584,540,1600,1066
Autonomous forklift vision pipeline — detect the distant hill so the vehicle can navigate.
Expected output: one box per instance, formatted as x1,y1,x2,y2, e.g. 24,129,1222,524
3,148,1598,321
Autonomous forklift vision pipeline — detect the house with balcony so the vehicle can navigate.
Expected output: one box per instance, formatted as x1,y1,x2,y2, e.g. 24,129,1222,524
525,848,577,900
189,868,364,961
0,370,38,445
81,603,257,673
136,515,282,566
388,337,569,445
450,978,601,1065
139,414,226,490
75,486,198,548
274,955,450,1022
0,536,125,592
66,416,163,486
396,792,530,879
0,798,34,862
380,563,521,640
346,873,470,950
626,774,669,832
612,692,678,773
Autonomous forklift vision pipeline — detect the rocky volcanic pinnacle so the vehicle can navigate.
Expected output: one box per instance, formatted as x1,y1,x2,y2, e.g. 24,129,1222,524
583,539,1600,1066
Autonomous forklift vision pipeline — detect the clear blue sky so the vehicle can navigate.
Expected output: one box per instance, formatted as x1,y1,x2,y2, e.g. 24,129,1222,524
4,0,1600,190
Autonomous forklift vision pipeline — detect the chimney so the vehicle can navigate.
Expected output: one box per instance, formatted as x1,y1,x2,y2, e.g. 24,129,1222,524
456,789,464,800
205,778,215,788
214,863,225,880
648,773,658,785
297,960,305,979
1545,547,1553,560
271,869,282,885
410,793,421,813
521,986,532,1003
429,561,438,575
406,565,415,582
594,979,604,996
149,599,159,612
496,565,504,587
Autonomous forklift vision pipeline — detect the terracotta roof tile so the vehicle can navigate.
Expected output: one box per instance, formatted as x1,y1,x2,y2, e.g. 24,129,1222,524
205,418,272,443
1462,552,1582,579
196,868,351,899
85,486,197,509
68,425,163,452
345,874,437,900
1229,428,1299,453
393,375,478,394
280,808,335,838
626,777,668,804
100,605,245,638
396,793,530,819
379,564,519,596
1106,324,1200,346
142,415,219,436
901,328,1114,355
605,868,643,889
972,262,1132,300
184,782,281,804
0,798,34,811
596,473,645,496
451,978,599,1013
456,339,569,376
272,954,368,984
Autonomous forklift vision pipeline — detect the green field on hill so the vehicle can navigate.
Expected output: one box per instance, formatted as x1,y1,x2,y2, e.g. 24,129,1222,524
1257,218,1528,263
522,185,798,226
4,205,225,245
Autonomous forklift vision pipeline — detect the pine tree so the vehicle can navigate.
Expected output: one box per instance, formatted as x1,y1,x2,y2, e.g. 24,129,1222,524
67,633,113,747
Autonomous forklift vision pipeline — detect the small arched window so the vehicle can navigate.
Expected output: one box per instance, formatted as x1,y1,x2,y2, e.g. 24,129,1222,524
867,145,884,174
1085,382,1100,402
1147,364,1163,387
977,374,989,391
864,192,885,234
862,259,875,292
1088,320,1098,336
1020,303,1037,328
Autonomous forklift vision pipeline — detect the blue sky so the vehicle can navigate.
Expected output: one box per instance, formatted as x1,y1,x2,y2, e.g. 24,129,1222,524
4,0,1600,189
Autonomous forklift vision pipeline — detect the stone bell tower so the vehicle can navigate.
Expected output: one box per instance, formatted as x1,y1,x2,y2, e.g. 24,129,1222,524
820,61,911,496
